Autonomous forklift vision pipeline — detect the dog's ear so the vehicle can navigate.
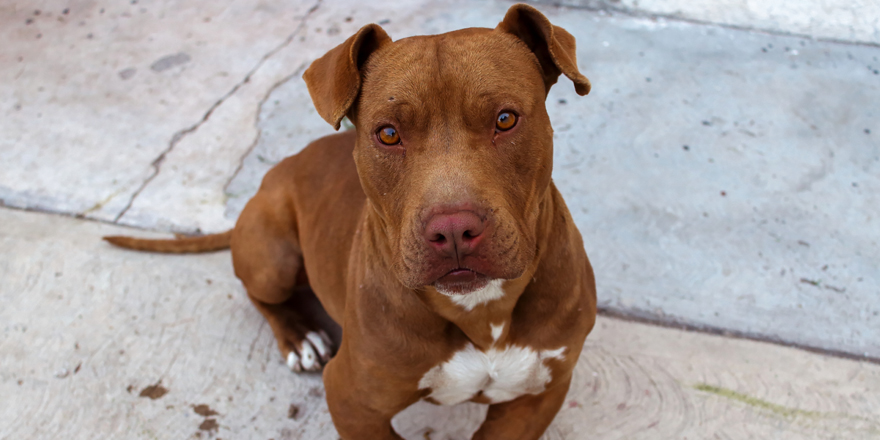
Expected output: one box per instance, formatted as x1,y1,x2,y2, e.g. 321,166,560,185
496,4,591,96
303,24,392,129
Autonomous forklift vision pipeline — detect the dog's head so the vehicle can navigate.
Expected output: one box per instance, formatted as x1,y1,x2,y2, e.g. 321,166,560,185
304,4,590,294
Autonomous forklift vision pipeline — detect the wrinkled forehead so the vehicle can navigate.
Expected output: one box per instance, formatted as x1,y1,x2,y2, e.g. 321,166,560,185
358,28,547,122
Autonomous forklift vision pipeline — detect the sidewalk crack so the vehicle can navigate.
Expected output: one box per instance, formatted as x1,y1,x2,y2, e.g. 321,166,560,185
113,0,323,223
221,64,307,200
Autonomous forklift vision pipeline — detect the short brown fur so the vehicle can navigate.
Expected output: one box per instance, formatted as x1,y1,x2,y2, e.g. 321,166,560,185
104,4,597,438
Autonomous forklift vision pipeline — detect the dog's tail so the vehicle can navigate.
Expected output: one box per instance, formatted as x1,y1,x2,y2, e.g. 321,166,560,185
103,230,232,254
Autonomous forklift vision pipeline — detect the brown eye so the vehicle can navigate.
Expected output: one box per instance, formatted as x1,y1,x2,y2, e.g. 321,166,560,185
496,112,517,131
377,126,400,145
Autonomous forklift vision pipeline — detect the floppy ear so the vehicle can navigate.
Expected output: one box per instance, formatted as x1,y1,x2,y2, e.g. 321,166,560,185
496,4,591,96
303,24,392,129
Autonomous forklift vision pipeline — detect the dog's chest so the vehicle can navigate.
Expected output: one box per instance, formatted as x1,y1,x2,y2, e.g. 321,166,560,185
418,341,566,405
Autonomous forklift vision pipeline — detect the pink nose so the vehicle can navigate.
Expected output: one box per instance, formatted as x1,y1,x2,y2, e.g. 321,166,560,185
423,210,487,260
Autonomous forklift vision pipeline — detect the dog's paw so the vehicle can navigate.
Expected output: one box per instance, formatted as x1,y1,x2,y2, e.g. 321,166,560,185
284,330,334,373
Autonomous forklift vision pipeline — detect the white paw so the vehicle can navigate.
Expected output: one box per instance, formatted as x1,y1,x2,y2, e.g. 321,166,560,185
285,331,334,373
286,351,302,372
299,342,318,371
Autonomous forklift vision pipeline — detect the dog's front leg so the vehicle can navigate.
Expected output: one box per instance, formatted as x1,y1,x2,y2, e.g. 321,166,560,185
472,376,572,440
323,351,409,440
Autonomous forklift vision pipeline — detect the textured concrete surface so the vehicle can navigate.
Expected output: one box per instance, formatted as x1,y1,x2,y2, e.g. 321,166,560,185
0,0,318,223
540,0,880,46
2,208,878,439
226,2,880,358
541,10,880,359
0,0,878,403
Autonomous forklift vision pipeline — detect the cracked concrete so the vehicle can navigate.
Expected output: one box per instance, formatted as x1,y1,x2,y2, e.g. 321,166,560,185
113,1,323,227
223,62,333,219
222,67,310,217
2,207,878,439
2,0,880,436
2,0,879,357
115,1,353,234
117,0,492,233
0,0,319,223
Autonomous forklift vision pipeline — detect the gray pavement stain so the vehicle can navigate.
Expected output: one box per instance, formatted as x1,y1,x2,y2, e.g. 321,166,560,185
150,53,191,73
119,67,137,80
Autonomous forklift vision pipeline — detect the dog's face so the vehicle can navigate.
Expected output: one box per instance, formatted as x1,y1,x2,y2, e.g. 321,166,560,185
353,30,555,293
304,4,590,294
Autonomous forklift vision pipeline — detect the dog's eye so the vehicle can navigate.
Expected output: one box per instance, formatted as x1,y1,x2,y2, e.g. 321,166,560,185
496,112,517,131
377,126,400,145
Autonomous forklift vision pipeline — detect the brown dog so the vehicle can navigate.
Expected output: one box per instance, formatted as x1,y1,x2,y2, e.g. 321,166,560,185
105,4,596,438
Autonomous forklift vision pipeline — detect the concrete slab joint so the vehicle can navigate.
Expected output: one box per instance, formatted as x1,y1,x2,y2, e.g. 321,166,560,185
532,0,880,47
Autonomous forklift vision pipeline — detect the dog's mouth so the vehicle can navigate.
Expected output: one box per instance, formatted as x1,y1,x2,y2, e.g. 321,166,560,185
433,268,490,295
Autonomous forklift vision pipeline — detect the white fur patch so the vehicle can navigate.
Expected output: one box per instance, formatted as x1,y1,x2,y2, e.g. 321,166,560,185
490,323,504,343
418,343,567,405
440,279,506,311
542,346,566,360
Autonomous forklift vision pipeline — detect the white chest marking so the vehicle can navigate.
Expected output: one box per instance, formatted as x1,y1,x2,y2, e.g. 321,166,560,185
440,279,506,311
418,343,566,405
490,323,504,343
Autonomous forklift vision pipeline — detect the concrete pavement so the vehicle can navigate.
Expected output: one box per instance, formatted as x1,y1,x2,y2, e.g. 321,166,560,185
3,0,878,358
540,0,880,46
1,208,877,439
1,0,879,437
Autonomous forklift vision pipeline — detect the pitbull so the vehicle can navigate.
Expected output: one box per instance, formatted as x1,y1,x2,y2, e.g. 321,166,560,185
105,4,597,438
